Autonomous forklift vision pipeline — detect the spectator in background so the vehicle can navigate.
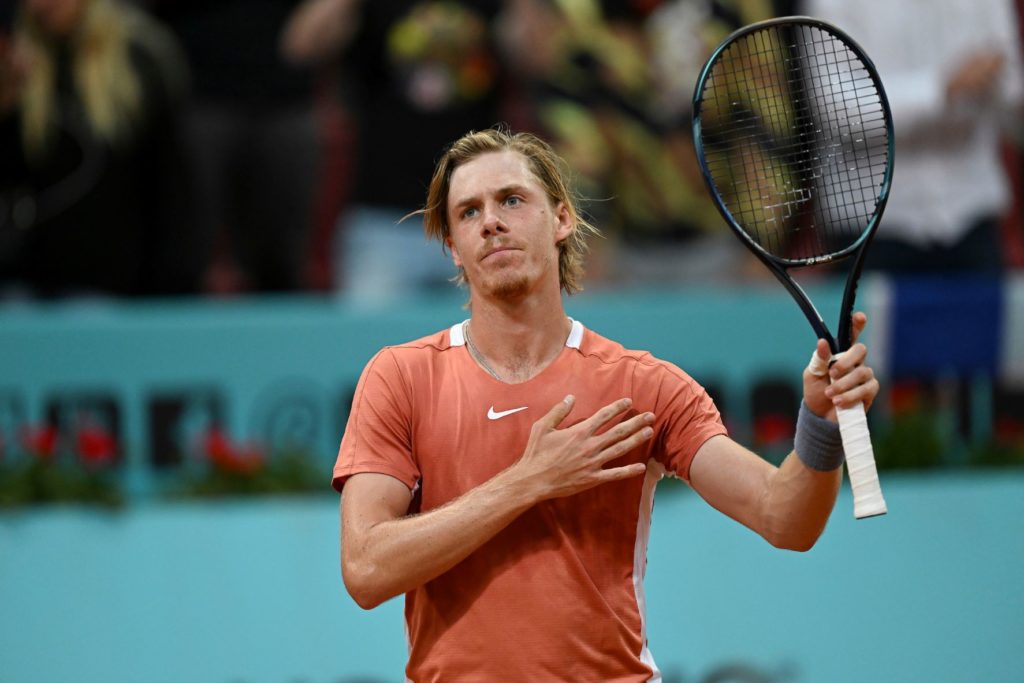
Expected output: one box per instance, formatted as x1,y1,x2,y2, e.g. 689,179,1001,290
0,0,195,298
803,0,1024,274
496,0,777,286
150,0,322,294
282,0,507,303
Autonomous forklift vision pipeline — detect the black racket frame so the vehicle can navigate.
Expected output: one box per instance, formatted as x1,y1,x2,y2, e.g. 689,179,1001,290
692,16,895,354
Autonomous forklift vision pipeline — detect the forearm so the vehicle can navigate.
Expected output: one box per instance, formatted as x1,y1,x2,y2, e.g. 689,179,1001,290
691,426,843,552
342,467,538,609
758,452,842,551
757,397,845,550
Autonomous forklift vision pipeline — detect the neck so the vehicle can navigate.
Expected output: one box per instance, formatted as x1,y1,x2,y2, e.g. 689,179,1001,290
465,288,571,384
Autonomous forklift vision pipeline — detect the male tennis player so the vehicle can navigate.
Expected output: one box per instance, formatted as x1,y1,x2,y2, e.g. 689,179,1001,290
332,128,879,681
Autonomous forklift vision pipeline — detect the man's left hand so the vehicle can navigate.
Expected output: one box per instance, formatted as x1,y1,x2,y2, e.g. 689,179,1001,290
802,311,879,422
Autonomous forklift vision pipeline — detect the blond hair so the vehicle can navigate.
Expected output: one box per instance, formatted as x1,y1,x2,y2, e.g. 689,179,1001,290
17,0,184,159
420,127,600,295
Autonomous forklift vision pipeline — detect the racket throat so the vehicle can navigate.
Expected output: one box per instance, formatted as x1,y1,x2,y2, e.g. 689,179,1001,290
766,264,838,352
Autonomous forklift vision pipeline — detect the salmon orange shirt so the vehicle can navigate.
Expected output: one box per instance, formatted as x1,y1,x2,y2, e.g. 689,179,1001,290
334,320,727,682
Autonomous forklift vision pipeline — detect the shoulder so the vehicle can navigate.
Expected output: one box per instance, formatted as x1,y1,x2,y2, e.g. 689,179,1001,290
385,326,457,357
576,326,676,373
352,325,462,408
577,325,706,393
365,325,460,373
575,326,646,364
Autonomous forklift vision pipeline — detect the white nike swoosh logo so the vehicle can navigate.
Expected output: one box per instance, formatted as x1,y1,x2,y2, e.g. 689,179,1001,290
487,406,528,420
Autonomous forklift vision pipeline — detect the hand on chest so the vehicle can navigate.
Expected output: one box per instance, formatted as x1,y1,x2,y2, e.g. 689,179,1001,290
412,380,642,509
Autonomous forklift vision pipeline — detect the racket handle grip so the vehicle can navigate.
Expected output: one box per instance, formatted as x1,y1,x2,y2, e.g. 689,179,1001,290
836,402,888,519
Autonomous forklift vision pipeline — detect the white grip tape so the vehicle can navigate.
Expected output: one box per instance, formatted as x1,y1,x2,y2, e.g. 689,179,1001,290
836,403,888,518
808,349,888,519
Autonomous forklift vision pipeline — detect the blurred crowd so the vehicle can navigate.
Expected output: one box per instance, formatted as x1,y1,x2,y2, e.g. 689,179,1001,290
1,0,1022,302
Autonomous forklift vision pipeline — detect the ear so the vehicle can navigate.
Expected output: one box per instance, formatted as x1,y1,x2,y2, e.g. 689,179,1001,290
447,237,463,268
553,202,573,244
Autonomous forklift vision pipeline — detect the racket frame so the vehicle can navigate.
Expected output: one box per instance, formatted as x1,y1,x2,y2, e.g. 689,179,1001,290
692,15,895,355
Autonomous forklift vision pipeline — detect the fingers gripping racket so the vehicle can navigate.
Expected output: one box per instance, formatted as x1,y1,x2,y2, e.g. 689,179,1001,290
692,16,892,519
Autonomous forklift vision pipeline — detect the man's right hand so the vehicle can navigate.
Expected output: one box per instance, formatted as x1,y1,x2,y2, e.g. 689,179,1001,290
511,395,654,502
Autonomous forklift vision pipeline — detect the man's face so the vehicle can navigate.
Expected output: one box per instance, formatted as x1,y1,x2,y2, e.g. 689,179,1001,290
445,150,572,300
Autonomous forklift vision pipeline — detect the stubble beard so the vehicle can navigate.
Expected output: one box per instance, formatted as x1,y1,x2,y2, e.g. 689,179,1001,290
478,267,531,300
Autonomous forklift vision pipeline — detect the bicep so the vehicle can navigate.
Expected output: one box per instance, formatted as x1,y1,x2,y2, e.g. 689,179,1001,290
687,434,775,532
340,472,414,542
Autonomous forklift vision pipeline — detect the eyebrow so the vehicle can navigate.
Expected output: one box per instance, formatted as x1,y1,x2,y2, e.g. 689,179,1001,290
451,184,531,212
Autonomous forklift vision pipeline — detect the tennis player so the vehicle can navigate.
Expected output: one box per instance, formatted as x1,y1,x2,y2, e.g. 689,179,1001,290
332,128,879,681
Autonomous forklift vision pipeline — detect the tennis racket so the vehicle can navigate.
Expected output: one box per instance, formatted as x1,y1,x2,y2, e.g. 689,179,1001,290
692,16,892,519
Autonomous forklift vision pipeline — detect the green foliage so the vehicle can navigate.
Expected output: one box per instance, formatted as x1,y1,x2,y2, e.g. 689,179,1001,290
872,411,947,470
170,450,328,499
967,441,1024,468
872,409,1024,471
0,423,329,507
0,459,124,509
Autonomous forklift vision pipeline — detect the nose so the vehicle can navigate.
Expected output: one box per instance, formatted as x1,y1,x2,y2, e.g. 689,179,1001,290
480,203,507,236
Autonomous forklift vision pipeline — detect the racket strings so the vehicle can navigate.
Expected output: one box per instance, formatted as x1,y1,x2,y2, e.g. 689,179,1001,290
800,25,886,244
699,24,890,261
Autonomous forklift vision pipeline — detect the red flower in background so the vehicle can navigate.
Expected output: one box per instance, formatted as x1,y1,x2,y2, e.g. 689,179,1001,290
889,381,924,416
20,425,59,460
995,416,1024,445
754,413,795,446
201,428,265,475
77,424,118,468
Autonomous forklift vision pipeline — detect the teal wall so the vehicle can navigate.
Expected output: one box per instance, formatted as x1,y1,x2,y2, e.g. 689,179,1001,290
1,473,1021,682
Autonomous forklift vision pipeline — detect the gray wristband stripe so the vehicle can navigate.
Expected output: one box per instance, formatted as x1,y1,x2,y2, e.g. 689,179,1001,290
794,401,844,472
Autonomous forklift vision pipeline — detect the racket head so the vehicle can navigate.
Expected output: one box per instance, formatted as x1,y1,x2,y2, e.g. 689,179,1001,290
692,16,894,269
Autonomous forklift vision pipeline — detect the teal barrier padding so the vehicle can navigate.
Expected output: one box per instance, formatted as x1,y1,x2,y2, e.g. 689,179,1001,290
1,472,1021,683
0,285,846,498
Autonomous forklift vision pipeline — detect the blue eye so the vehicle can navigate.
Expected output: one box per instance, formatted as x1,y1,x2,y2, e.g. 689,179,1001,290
505,196,522,206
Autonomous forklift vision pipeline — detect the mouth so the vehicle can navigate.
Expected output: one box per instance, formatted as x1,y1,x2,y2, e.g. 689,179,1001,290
481,246,519,261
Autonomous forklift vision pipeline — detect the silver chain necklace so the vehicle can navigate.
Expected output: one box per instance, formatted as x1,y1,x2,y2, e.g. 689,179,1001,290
463,321,504,381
